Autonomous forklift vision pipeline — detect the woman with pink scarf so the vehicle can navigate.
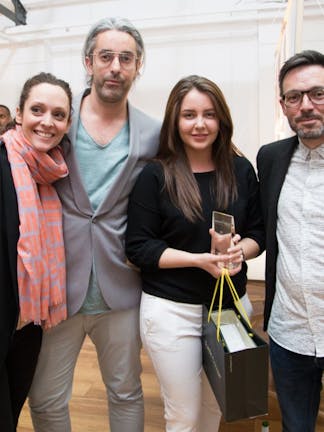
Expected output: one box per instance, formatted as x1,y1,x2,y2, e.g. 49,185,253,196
0,72,72,431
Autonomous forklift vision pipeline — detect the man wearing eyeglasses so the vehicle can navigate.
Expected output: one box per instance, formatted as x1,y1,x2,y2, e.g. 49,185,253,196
29,17,160,432
257,50,324,432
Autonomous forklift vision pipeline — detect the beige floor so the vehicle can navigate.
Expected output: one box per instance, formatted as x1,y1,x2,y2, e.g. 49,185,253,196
18,281,324,432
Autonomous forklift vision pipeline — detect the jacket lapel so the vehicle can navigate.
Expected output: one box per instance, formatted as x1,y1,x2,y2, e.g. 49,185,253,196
63,93,143,216
63,90,93,215
267,136,298,229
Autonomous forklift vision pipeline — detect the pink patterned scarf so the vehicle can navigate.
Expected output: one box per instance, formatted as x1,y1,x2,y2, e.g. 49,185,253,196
3,126,68,329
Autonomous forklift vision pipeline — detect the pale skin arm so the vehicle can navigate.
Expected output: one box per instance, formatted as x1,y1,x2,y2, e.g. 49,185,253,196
217,232,260,264
234,238,260,261
158,230,260,279
158,247,242,279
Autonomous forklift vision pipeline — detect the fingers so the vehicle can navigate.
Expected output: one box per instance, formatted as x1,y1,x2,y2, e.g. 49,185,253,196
228,264,242,276
201,251,244,278
209,228,217,254
232,233,241,244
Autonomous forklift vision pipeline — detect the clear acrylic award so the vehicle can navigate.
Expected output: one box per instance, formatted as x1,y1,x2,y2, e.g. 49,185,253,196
211,211,236,269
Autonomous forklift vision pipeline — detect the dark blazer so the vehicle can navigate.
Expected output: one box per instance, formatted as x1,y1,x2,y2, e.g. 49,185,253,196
256,135,298,330
0,142,43,431
0,143,19,367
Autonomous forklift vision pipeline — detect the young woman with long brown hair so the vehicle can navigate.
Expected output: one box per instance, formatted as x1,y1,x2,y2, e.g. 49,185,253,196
126,75,264,431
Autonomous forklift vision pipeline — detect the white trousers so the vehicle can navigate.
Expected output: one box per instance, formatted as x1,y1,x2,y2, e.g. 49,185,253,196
140,292,223,432
28,309,143,432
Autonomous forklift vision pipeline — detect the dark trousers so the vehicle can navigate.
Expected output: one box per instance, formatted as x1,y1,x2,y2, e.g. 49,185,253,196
270,337,324,432
0,323,42,431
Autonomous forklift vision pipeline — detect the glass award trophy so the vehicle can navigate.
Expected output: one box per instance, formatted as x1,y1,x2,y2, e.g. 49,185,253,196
211,211,236,269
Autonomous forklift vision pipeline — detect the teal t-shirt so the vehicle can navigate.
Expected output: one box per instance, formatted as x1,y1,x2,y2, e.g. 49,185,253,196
75,120,130,314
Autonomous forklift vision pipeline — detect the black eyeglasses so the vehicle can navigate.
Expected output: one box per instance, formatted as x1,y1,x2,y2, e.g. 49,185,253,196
282,86,324,108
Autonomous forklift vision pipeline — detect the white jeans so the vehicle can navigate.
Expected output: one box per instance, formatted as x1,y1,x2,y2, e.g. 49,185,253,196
28,309,143,432
140,292,222,432
239,292,253,319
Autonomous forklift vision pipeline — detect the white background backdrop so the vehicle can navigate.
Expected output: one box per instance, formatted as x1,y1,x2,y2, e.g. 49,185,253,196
1,0,323,279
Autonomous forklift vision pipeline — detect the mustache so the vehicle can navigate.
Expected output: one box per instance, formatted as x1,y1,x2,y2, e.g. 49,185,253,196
103,73,122,82
295,113,322,122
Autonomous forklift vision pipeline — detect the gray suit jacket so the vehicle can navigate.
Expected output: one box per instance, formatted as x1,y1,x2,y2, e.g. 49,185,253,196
55,90,161,316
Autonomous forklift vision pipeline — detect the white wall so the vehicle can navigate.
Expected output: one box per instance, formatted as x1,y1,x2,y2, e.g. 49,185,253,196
1,0,323,279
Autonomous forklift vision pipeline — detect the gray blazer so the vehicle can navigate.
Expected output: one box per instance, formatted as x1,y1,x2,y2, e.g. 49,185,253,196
55,90,161,316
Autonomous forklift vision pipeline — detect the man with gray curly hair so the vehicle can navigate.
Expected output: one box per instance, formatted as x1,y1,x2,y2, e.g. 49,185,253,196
29,17,160,432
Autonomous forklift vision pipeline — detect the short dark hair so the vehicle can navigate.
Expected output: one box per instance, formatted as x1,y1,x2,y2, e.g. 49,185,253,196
0,104,11,116
279,50,324,96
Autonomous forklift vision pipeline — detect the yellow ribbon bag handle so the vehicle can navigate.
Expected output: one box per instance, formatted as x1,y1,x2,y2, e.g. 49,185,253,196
207,268,252,341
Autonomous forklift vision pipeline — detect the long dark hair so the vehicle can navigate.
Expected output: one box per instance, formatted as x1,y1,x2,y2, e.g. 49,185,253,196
157,74,239,223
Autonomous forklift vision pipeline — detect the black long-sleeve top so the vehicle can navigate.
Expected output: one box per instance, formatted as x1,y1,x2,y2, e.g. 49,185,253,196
126,156,264,308
0,143,20,366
